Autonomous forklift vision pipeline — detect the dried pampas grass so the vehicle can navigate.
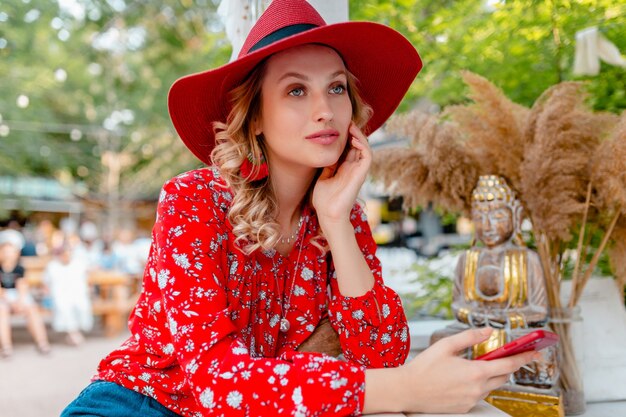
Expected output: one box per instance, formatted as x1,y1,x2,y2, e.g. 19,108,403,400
385,110,435,148
520,83,607,242
444,72,529,193
371,148,431,209
592,112,626,213
420,121,479,214
371,74,624,307
372,111,479,214
609,219,626,298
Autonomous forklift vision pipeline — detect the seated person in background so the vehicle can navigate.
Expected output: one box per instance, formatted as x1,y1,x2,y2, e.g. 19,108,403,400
44,243,93,346
0,229,51,357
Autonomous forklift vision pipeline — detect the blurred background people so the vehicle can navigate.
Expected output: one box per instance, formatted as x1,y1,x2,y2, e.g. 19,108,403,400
0,229,51,357
44,243,93,346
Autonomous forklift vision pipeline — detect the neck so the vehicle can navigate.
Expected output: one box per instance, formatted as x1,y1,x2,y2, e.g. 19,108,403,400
269,165,317,225
481,239,517,252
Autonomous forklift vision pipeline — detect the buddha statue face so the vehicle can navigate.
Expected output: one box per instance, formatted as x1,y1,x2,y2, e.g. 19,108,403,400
472,202,514,248
471,175,521,248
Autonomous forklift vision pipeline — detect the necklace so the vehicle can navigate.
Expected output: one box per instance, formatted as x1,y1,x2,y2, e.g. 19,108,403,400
275,217,305,333
279,215,303,245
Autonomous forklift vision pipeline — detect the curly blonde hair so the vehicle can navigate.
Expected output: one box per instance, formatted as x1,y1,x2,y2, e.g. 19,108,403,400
211,55,373,255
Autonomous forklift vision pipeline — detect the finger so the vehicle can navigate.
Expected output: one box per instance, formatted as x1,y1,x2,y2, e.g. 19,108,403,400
350,144,362,163
350,136,367,153
355,137,372,161
350,129,370,151
438,328,494,354
349,133,372,162
484,374,510,392
349,122,368,142
482,351,540,376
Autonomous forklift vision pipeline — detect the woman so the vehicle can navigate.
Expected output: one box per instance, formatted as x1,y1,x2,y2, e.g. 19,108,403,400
62,1,537,416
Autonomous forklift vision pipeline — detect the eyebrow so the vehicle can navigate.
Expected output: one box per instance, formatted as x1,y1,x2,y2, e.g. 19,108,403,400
278,70,347,82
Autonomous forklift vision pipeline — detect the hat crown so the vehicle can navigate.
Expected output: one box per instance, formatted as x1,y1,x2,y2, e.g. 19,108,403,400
239,0,327,58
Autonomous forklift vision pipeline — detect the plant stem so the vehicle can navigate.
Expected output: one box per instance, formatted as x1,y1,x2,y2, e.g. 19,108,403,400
569,182,592,307
572,211,621,306
539,235,561,309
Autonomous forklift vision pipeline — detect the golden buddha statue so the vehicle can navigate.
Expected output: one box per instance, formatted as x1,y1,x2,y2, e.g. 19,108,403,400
451,176,560,406
427,176,562,415
452,175,548,332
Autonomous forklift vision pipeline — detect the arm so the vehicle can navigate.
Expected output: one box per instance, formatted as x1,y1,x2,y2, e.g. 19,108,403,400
362,328,541,414
146,176,367,416
14,267,30,311
325,204,409,368
311,124,408,368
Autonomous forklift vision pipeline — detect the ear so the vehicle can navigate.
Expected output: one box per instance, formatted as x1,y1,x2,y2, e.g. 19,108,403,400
513,203,524,229
252,117,263,136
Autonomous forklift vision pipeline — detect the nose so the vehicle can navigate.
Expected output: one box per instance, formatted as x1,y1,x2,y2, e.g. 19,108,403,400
313,93,333,122
481,215,492,229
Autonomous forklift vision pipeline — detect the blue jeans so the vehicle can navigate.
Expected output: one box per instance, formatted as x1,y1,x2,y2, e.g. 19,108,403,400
61,380,181,417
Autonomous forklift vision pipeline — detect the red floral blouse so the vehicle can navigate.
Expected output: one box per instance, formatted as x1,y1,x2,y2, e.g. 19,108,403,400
95,168,409,416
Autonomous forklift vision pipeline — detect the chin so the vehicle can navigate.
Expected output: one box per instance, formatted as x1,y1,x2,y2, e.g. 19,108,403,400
482,238,500,247
312,151,344,168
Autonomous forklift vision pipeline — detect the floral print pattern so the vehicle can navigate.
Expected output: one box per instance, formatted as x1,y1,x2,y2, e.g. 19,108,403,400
95,168,408,416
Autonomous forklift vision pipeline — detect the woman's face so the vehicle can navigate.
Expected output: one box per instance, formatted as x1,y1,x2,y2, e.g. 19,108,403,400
256,44,353,174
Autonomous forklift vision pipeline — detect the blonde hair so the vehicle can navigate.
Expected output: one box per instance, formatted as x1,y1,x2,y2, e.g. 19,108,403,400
211,55,373,255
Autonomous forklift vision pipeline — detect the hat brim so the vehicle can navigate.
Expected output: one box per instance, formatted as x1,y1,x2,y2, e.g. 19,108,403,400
168,21,422,165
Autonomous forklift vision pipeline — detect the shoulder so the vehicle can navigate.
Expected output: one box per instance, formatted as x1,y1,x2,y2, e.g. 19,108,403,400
161,167,230,198
159,167,233,222
525,248,541,265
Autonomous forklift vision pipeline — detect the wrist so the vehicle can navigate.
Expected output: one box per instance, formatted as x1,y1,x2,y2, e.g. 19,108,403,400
318,217,353,238
363,366,408,414
393,364,411,411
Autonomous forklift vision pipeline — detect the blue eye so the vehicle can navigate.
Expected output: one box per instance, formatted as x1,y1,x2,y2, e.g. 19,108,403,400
330,84,346,94
289,87,304,97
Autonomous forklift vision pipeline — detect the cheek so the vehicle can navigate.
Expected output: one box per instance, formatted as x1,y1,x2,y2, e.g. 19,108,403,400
494,221,513,238
262,107,295,138
338,99,353,124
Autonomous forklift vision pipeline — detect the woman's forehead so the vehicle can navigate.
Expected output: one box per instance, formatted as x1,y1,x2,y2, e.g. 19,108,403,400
264,44,346,79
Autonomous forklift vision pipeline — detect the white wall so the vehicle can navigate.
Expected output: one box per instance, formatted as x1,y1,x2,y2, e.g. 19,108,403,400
306,0,349,23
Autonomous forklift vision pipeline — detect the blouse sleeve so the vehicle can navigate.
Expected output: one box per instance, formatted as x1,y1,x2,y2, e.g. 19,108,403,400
327,203,410,368
153,177,367,416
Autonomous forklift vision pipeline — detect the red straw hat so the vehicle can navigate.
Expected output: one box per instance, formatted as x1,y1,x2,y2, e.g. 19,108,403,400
168,0,422,165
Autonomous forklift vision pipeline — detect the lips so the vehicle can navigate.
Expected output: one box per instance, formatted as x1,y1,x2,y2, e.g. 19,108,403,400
305,129,340,145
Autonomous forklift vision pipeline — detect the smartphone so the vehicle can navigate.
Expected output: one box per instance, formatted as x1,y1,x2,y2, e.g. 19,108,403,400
474,329,559,361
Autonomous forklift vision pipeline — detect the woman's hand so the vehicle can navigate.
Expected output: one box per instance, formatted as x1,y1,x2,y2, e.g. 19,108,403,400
312,122,371,224
363,328,541,414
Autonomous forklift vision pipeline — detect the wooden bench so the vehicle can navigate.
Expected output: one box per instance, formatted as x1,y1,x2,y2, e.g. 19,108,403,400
22,256,138,337
89,270,138,336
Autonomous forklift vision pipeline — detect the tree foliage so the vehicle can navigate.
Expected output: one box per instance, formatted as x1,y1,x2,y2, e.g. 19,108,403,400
350,0,626,113
0,0,229,200
0,0,624,202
